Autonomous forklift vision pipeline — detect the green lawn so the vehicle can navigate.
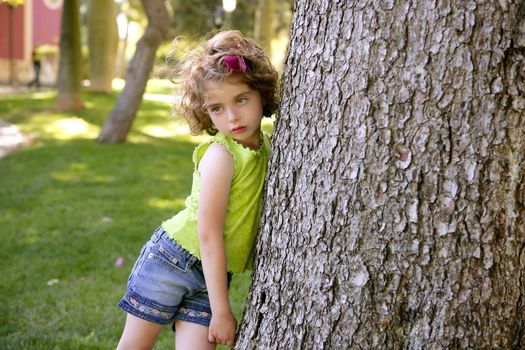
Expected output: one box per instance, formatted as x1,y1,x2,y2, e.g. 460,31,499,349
0,85,272,349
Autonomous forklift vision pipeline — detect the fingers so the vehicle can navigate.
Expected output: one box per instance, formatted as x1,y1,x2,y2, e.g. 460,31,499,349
208,330,235,346
208,329,216,344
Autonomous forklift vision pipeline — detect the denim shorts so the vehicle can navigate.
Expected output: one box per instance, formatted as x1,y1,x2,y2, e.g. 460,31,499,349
118,227,225,327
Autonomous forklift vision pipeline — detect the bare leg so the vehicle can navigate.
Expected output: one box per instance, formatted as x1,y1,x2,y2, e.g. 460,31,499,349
175,320,216,350
117,313,164,350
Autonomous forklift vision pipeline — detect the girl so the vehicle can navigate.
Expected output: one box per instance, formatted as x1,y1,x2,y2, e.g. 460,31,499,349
116,30,279,349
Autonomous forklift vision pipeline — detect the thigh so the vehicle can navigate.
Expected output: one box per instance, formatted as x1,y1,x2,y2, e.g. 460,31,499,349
117,313,165,350
175,320,215,350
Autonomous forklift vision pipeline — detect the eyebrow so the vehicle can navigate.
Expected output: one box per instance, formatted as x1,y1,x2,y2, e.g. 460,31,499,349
204,90,253,108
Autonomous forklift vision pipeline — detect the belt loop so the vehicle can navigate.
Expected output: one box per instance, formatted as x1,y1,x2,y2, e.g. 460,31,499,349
187,254,197,268
151,227,163,243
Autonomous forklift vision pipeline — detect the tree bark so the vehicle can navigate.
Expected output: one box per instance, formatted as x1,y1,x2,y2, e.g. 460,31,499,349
55,0,83,110
236,1,525,349
87,0,119,93
96,0,170,143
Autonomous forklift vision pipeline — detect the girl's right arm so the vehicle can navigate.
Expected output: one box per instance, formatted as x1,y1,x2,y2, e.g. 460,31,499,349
197,143,237,347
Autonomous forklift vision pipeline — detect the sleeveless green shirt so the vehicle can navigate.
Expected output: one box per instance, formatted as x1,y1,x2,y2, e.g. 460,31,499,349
162,132,271,273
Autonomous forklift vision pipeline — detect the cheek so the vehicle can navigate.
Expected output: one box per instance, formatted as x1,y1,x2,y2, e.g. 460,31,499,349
210,116,220,125
208,114,217,124
255,102,264,117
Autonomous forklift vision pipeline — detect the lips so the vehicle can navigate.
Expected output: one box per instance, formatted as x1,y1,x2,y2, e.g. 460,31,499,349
232,126,247,133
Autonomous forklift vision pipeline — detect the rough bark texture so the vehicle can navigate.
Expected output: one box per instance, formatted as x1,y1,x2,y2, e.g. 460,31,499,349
96,0,170,143
56,0,83,110
87,0,119,93
237,1,525,349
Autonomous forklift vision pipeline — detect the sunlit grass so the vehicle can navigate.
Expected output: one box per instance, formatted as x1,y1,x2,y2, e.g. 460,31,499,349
0,86,272,349
44,117,100,140
112,78,175,96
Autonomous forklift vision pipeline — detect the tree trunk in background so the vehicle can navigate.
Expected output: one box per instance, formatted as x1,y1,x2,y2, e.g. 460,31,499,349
96,0,170,143
55,0,83,110
88,0,119,93
7,5,19,88
236,1,525,349
116,19,130,79
254,0,274,57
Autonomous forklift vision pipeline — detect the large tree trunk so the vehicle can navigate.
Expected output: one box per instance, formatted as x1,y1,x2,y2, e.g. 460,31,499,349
55,0,83,110
236,1,525,349
87,0,119,93
96,0,170,143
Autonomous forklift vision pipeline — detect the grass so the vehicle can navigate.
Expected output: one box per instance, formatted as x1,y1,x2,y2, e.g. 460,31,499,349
0,84,273,349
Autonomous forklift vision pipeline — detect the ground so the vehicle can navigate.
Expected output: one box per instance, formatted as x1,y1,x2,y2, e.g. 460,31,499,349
0,119,28,158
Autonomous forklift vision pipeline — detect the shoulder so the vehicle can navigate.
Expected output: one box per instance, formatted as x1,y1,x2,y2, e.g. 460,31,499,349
201,142,232,162
198,142,234,178
194,135,232,166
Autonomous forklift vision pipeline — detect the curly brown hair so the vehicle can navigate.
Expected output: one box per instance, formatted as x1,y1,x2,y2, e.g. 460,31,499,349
169,30,279,135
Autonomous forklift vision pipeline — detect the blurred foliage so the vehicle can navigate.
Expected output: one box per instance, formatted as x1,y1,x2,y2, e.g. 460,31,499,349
169,0,251,37
273,0,294,32
35,44,58,57
120,0,145,24
170,0,293,38
0,0,25,6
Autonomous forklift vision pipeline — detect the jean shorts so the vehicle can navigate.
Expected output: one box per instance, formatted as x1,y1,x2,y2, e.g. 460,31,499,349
118,227,225,327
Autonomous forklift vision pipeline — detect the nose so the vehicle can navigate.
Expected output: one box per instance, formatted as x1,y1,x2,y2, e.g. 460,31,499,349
226,107,239,123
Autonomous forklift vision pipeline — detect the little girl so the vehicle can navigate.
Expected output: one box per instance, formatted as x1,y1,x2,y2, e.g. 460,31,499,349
116,30,279,349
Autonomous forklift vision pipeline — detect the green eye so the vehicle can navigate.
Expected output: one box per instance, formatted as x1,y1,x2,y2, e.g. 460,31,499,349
237,97,248,105
210,106,222,113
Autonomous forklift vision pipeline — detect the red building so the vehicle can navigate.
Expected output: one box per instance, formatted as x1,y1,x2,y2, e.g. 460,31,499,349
0,0,62,85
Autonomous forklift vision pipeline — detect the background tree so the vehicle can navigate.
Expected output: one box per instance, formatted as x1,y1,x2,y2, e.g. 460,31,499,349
96,0,170,143
236,1,525,349
56,0,83,110
254,0,273,56
2,0,24,87
114,0,145,78
87,0,119,92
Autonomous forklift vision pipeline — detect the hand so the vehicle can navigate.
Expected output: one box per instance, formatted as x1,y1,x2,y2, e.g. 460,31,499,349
208,311,237,347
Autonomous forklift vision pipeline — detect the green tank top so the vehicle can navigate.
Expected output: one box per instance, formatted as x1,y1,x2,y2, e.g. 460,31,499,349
162,132,271,273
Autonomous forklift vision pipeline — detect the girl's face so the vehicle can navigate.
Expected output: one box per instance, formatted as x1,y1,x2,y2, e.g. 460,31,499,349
204,76,264,150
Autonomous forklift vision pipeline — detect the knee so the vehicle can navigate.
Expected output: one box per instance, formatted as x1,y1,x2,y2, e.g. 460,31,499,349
116,338,155,350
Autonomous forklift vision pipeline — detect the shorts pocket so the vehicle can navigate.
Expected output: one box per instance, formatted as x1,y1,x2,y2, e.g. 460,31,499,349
148,240,189,273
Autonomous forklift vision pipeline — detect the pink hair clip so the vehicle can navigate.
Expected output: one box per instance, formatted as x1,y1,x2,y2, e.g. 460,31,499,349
222,55,247,73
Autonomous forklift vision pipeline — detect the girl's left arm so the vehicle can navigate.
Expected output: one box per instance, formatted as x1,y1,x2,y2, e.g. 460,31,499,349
197,143,236,346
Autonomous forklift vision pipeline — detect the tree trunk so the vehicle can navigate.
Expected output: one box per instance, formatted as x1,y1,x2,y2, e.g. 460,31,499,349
55,0,83,110
87,0,119,93
7,5,19,88
116,19,130,79
96,0,170,143
236,1,525,349
254,0,274,57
